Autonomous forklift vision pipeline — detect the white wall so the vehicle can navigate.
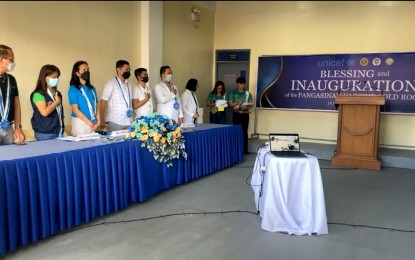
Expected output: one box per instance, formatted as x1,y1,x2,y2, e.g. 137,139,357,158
0,1,140,136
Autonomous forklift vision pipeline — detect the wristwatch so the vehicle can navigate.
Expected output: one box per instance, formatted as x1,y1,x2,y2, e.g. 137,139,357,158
16,124,22,129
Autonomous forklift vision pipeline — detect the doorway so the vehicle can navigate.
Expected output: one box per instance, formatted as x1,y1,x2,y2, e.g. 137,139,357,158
215,49,250,125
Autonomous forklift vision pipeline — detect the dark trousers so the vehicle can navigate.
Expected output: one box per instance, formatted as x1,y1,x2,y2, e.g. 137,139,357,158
232,112,249,153
210,112,226,124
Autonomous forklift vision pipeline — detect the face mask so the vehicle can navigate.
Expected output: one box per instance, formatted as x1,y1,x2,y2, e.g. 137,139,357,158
7,62,15,72
80,71,90,81
166,74,172,82
48,77,59,87
142,76,149,83
122,71,131,79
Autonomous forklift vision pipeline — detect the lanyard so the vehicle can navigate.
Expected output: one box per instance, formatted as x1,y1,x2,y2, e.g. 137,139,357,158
245,90,249,103
47,88,63,137
80,86,97,121
0,76,11,122
115,77,130,109
191,91,198,113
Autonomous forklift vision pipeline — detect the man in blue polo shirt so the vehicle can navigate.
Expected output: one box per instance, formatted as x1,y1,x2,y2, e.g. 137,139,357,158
0,44,25,145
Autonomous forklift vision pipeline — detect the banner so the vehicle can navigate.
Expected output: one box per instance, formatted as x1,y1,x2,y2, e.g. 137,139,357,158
256,53,415,113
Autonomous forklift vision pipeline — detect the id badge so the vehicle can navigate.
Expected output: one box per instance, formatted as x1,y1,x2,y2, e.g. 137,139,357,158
218,107,224,112
0,120,10,130
126,109,133,117
173,102,179,110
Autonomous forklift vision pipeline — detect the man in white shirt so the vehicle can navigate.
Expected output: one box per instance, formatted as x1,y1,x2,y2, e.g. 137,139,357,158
98,60,133,131
132,67,153,118
154,65,183,123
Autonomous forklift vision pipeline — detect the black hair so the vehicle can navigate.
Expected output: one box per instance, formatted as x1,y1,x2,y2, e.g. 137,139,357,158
236,77,246,84
186,78,198,92
116,60,129,69
211,80,226,95
134,68,147,78
34,64,61,92
70,60,93,89
159,65,171,77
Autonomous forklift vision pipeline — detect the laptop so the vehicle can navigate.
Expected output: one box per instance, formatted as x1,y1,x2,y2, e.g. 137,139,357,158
268,133,307,158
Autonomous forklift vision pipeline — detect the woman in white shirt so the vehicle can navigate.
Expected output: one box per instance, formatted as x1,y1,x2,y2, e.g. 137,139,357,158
181,78,200,124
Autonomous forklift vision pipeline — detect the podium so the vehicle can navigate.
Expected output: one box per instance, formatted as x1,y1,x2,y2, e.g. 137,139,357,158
331,95,385,170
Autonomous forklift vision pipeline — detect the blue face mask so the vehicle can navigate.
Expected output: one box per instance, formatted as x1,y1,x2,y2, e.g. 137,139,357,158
48,77,59,87
166,74,172,82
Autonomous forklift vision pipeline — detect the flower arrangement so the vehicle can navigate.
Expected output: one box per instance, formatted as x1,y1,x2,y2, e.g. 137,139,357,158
129,113,187,167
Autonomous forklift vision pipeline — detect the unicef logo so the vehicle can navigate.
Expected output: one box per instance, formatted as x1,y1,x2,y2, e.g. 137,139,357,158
385,58,394,66
372,58,381,66
360,58,369,66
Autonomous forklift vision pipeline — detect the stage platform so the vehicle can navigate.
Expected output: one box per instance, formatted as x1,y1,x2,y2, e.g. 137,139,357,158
248,138,415,170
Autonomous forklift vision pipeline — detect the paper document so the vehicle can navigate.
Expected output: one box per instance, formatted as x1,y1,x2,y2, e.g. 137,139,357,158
110,130,129,137
215,100,228,108
197,108,204,124
57,133,101,142
234,103,253,110
181,123,195,128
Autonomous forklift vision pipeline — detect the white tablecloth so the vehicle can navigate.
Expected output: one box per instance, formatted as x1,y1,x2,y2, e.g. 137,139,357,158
251,146,328,235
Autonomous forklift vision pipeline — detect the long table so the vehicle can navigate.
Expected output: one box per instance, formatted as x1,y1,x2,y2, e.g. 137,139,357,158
0,124,243,256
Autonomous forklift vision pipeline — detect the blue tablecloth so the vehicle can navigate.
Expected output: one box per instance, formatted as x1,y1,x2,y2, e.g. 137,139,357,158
0,124,243,256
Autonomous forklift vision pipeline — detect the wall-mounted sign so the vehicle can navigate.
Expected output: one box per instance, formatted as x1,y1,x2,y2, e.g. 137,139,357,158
256,53,415,113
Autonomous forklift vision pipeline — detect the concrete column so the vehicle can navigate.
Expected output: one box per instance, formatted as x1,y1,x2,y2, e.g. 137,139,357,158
141,1,163,88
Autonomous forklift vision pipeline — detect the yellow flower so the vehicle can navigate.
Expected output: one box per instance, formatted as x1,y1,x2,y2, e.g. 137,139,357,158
148,132,157,137
161,127,167,132
175,127,181,137
160,137,166,144
141,126,149,133
130,132,136,138
140,134,148,141
154,134,161,143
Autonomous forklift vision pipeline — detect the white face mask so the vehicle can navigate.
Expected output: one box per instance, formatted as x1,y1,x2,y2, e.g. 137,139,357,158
166,74,172,82
48,77,59,87
7,62,15,72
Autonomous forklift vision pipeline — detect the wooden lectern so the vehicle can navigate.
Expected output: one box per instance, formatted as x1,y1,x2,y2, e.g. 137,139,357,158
331,95,385,170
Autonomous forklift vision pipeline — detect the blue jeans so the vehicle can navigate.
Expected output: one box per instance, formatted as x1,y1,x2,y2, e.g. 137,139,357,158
210,112,226,124
35,132,59,141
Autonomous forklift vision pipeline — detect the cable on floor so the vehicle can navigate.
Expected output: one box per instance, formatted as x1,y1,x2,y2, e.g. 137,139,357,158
327,222,415,233
54,210,415,236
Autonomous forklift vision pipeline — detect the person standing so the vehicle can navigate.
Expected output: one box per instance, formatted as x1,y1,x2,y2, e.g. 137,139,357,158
154,65,183,123
98,60,133,131
0,44,25,145
30,64,64,141
207,80,227,124
68,60,100,136
181,78,200,124
228,77,253,155
132,67,153,118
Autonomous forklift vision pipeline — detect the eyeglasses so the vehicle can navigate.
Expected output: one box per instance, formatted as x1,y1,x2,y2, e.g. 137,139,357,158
3,57,14,63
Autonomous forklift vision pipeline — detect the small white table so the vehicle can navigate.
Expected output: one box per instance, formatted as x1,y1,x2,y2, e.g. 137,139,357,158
251,146,328,235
